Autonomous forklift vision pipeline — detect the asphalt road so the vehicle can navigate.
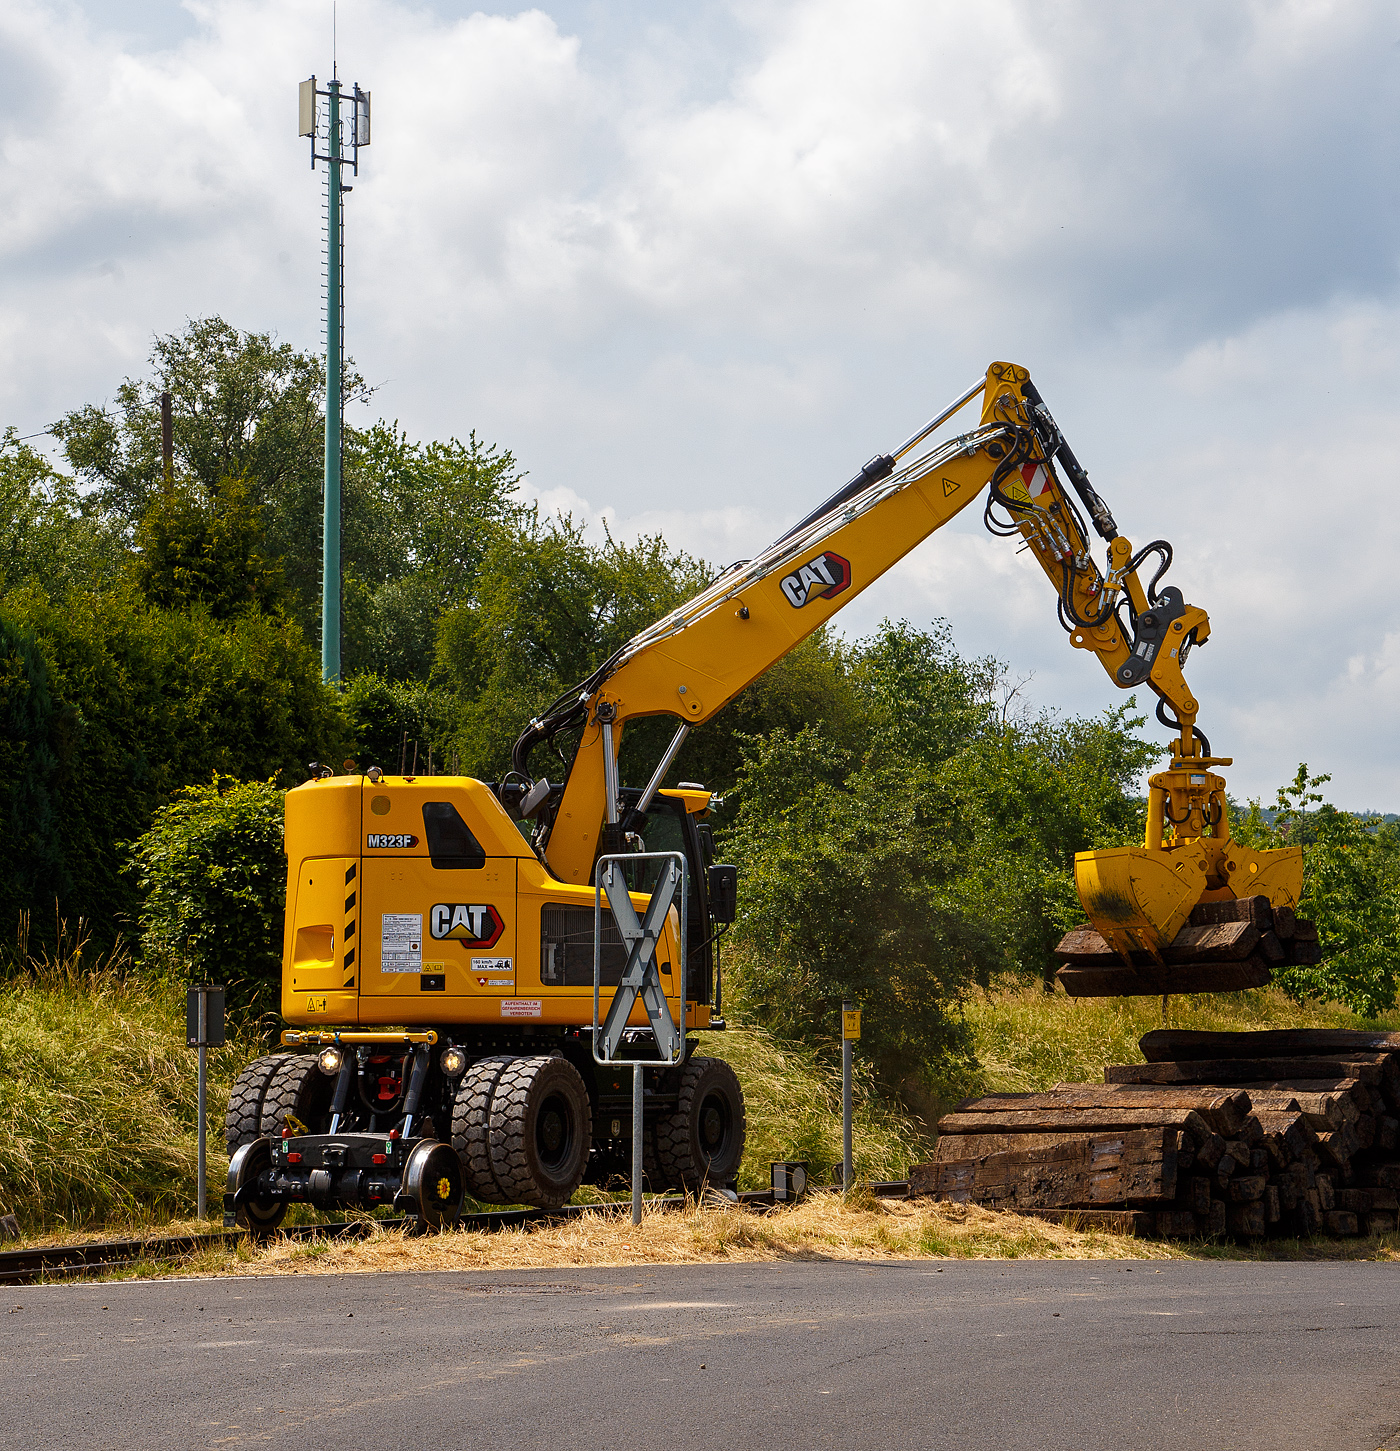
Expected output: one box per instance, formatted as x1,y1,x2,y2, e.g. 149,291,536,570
4,1259,1400,1450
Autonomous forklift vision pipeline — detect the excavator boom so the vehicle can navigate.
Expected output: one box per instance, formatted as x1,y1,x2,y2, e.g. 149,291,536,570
514,362,1301,977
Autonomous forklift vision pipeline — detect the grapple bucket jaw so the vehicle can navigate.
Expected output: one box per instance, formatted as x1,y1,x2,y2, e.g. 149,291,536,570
1074,846,1208,961
1073,838,1305,965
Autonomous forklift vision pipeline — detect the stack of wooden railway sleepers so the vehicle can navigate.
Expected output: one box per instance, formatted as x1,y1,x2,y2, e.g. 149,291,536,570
1053,895,1321,997
909,1029,1400,1239
1110,1029,1400,1238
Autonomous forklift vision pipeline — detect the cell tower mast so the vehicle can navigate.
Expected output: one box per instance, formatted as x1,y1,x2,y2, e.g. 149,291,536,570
298,60,370,685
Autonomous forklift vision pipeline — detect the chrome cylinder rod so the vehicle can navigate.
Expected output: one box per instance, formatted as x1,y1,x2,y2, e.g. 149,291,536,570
891,377,988,462
601,719,620,824
634,723,690,818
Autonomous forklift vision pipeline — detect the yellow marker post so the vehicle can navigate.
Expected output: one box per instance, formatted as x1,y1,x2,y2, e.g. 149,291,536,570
841,1001,860,1192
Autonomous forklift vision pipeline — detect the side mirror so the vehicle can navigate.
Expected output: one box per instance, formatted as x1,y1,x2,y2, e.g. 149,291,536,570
707,864,738,924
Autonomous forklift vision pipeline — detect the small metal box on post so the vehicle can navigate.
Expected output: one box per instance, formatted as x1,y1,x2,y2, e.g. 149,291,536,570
841,1001,860,1193
185,985,226,1219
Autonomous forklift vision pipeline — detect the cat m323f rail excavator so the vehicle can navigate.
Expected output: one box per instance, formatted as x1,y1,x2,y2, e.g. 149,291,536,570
224,361,1302,1233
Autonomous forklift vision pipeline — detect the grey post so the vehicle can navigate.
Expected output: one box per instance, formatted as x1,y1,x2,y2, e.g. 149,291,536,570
842,999,853,1194
186,985,224,1221
632,1064,644,1226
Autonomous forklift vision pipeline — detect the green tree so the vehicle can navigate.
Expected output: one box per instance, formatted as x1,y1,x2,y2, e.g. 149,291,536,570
1236,765,1400,1015
723,620,1164,1092
434,513,711,778
724,727,990,1096
341,423,525,680
680,629,865,802
0,428,124,599
0,614,65,936
50,317,349,525
132,473,286,619
49,317,366,627
0,585,346,948
47,322,524,670
340,673,459,776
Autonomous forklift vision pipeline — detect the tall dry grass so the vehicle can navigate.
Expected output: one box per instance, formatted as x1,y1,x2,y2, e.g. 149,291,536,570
173,1193,1187,1280
721,1025,932,1187
962,979,1400,1095
0,916,259,1231
9,919,1394,1246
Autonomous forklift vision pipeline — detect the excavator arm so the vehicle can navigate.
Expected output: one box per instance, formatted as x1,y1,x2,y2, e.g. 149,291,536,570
511,361,1301,958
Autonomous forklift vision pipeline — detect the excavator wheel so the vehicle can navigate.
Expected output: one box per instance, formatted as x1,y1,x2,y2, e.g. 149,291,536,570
653,1058,746,1192
225,1054,285,1156
451,1055,517,1204
487,1055,592,1209
258,1053,334,1138
643,1122,666,1192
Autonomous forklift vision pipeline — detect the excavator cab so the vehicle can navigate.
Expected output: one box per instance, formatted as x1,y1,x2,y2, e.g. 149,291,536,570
610,785,726,1011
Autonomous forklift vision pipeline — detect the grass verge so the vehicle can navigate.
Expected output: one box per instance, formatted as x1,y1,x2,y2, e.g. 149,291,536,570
7,941,1399,1259
963,979,1400,1094
73,1191,1400,1284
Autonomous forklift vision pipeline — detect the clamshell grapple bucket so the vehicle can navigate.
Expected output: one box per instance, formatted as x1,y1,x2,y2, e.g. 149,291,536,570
1066,758,1304,995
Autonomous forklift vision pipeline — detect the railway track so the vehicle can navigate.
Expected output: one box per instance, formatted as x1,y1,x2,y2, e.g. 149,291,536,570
0,1183,914,1286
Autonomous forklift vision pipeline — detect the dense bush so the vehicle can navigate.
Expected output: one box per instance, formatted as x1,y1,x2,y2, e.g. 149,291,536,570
723,621,1163,1096
125,777,287,1016
0,586,342,949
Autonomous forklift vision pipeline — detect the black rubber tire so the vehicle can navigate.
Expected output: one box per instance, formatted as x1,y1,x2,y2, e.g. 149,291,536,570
451,1055,517,1204
653,1057,746,1191
225,1055,284,1156
488,1055,592,1209
643,1121,666,1192
259,1054,333,1138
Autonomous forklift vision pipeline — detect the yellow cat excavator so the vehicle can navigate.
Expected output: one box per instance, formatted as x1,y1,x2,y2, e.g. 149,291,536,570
224,361,1302,1232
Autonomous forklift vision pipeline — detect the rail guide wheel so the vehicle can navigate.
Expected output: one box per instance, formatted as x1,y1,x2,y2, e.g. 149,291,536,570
226,1138,287,1239
402,1140,465,1231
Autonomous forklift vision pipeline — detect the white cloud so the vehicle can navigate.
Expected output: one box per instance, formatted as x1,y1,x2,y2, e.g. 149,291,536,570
2,0,1399,806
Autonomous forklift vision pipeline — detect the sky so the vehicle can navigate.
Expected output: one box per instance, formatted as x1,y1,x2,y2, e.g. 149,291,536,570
2,0,1398,807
